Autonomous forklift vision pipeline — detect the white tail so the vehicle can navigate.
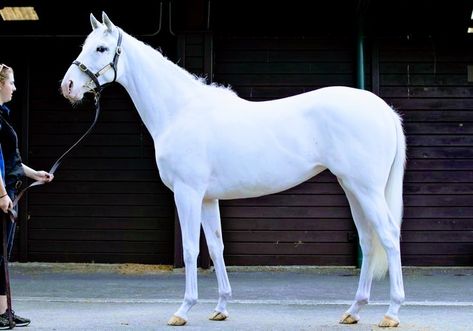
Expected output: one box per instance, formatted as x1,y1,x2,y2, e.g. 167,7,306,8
371,110,406,279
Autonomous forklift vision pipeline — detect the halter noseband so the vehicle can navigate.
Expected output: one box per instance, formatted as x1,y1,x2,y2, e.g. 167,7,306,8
72,28,123,94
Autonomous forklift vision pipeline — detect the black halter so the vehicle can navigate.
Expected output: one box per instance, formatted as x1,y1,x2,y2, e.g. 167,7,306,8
72,28,123,94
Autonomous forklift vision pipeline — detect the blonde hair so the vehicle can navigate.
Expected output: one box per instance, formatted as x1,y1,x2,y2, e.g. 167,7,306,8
0,64,13,85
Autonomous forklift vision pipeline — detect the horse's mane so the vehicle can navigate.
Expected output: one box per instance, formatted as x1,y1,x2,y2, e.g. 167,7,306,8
132,33,237,97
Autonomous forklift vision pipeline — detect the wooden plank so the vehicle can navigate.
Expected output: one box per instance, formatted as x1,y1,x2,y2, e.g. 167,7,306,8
403,122,473,134
29,193,173,206
223,230,353,243
220,206,352,219
404,195,473,207
407,147,473,159
28,205,174,218
402,255,473,266
225,255,354,266
216,50,352,63
28,240,173,254
222,218,354,231
407,159,473,171
216,74,354,86
29,158,158,170
215,37,351,50
25,169,162,182
28,252,173,264
380,74,468,86
404,207,473,219
222,194,348,207
26,182,170,194
400,231,473,243
29,217,173,230
404,171,473,182
29,229,173,242
406,135,473,147
215,62,354,74
401,219,473,231
401,243,473,254
224,243,353,255
381,86,473,98
380,62,469,74
404,183,473,194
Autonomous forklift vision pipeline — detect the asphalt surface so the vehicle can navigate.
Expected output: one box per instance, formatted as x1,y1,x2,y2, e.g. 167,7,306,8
6,263,473,330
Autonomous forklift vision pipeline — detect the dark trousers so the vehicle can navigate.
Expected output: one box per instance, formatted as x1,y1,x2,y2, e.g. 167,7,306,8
0,191,16,296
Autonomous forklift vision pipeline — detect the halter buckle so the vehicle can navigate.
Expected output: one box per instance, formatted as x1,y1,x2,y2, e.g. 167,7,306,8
78,63,88,72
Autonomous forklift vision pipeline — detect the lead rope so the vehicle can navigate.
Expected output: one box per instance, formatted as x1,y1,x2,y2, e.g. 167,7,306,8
8,92,102,221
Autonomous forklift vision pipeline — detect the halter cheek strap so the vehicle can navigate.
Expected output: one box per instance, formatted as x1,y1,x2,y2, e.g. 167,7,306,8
72,28,123,93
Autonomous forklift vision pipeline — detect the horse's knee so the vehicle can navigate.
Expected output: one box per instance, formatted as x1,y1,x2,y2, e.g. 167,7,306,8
183,248,199,264
207,244,223,261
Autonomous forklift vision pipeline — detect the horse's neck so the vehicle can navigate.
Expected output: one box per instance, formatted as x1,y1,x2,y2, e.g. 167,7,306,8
117,35,203,138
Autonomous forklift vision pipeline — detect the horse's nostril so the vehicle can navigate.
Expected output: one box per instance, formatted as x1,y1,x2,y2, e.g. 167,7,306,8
68,80,73,92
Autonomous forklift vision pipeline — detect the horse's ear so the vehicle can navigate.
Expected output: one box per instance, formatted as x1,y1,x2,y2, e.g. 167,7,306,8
90,13,100,30
102,12,115,32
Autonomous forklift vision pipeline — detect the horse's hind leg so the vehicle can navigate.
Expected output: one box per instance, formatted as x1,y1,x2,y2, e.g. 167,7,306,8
338,180,375,325
201,199,232,321
372,205,404,327
168,183,204,326
343,181,404,327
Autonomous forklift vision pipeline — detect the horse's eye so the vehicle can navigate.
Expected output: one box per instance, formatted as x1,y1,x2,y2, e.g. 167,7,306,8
96,46,108,53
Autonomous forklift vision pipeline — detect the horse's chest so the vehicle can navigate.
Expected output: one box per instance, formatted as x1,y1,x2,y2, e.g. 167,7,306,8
154,133,210,190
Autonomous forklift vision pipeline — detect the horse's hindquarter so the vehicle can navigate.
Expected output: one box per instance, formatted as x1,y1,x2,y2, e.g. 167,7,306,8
156,86,398,199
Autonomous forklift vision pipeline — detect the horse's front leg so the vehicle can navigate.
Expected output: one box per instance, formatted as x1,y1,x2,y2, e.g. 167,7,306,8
168,183,204,326
201,199,232,321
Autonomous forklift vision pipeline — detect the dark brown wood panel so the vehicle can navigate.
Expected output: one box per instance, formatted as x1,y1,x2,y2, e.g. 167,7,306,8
378,37,473,266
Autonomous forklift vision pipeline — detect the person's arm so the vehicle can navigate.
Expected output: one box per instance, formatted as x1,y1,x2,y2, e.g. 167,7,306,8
22,164,54,183
0,175,12,213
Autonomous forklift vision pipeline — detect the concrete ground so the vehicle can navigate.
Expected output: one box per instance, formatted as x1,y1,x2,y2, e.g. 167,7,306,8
6,263,473,330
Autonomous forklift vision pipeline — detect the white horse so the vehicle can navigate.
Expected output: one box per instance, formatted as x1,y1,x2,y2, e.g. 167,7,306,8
61,12,406,328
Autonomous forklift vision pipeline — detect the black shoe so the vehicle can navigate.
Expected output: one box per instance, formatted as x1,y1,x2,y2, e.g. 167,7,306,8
0,310,30,327
0,313,15,329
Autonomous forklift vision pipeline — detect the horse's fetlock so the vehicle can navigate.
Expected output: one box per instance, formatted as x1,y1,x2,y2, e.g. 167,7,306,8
184,297,198,307
219,290,232,299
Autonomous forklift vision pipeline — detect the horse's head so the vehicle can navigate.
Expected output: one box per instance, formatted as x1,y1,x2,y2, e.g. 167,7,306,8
61,12,123,103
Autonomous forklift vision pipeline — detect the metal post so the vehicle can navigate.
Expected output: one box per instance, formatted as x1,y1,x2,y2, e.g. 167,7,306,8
355,8,365,269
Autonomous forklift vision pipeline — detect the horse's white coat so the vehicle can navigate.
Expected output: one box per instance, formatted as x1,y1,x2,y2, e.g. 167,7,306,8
61,13,406,326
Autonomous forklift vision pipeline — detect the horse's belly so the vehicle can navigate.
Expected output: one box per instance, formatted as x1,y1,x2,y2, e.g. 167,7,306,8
205,159,326,200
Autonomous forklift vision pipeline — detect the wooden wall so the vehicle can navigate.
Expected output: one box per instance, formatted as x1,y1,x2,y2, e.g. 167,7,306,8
377,37,473,266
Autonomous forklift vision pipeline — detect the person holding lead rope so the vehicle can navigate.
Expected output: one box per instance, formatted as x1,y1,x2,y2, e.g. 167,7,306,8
0,63,54,329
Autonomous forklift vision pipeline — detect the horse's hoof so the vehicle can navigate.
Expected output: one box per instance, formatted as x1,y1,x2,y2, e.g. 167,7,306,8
339,313,359,324
167,315,187,326
209,311,228,321
378,316,400,327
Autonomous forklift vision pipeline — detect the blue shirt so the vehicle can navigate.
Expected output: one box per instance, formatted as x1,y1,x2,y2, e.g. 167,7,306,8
0,104,8,182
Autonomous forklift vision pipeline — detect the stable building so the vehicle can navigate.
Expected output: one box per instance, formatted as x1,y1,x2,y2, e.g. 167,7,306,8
1,0,472,267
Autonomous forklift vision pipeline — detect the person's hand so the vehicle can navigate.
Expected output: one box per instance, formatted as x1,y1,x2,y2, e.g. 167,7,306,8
0,194,12,213
34,171,54,183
